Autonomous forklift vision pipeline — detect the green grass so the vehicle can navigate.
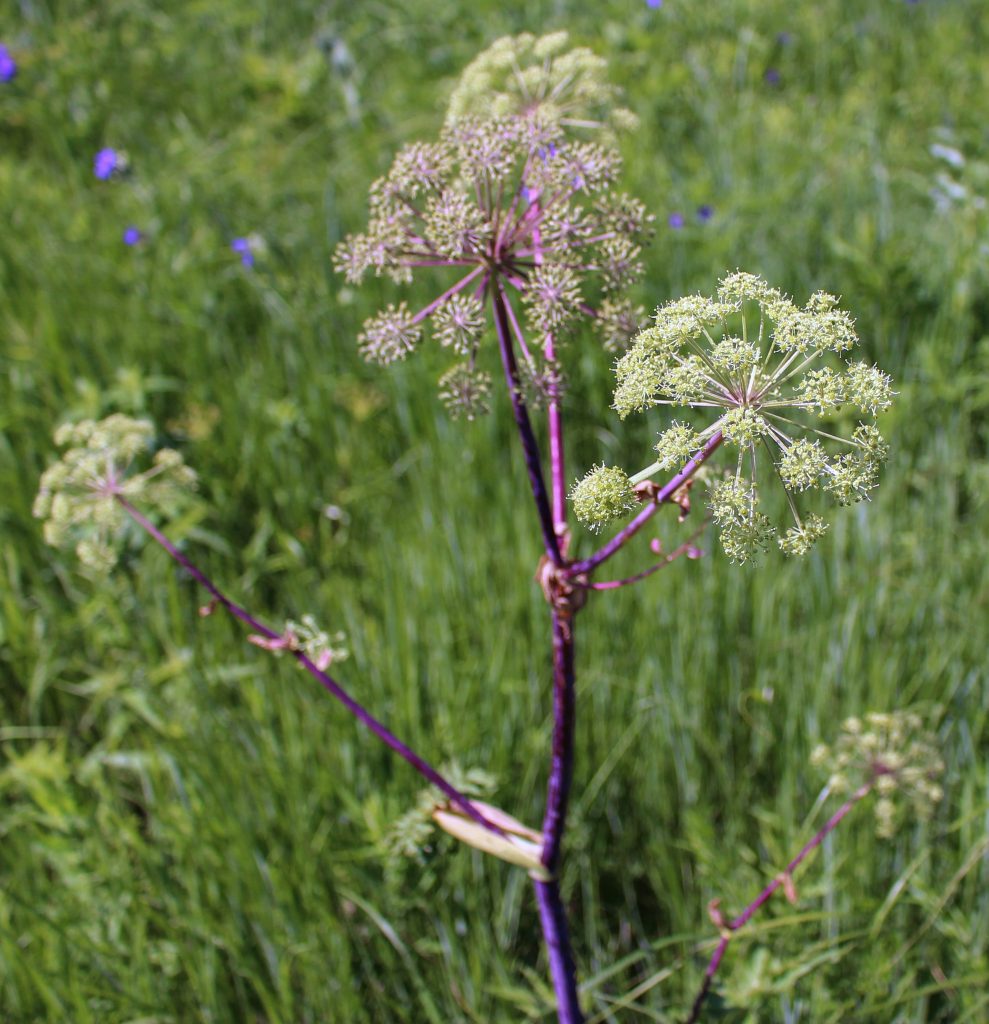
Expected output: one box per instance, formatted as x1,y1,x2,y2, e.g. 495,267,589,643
2,0,988,1020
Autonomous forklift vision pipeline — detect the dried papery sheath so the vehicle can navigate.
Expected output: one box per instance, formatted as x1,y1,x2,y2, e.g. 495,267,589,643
575,273,893,560
433,801,550,880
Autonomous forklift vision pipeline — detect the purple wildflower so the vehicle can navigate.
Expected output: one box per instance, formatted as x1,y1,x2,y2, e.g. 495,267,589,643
123,226,142,246
777,31,793,46
668,212,685,230
646,0,663,8
697,205,714,223
764,68,781,86
0,44,16,83
231,237,254,268
94,148,120,180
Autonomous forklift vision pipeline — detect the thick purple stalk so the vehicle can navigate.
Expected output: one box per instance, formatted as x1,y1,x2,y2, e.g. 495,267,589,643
115,495,506,839
568,432,725,578
534,878,584,1024
491,284,562,566
685,780,873,1024
534,610,582,1021
540,610,577,873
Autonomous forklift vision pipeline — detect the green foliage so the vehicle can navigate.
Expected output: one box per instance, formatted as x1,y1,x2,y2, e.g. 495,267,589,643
2,0,988,1021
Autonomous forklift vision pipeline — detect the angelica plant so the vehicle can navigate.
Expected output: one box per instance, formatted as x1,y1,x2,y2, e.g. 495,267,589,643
35,32,913,1024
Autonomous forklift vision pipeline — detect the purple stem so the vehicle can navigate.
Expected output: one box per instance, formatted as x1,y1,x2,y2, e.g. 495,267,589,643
500,286,538,368
568,432,724,578
534,877,585,1024
530,203,567,540
532,610,583,1017
115,496,506,839
491,283,562,566
410,265,485,325
581,520,710,590
684,780,873,1024
540,610,577,873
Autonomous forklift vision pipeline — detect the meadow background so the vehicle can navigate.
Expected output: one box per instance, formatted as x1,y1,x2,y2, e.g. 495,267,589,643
1,0,988,1020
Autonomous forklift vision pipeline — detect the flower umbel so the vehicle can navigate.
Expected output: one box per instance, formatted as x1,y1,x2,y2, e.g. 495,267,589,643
33,415,196,573
811,711,944,839
334,33,650,418
572,273,893,560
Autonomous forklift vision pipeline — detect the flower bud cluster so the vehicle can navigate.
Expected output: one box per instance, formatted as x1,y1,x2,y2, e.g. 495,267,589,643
572,273,893,561
569,465,637,533
811,711,945,839
33,416,196,573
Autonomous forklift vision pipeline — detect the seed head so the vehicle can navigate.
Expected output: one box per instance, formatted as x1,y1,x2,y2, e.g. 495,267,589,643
357,303,422,365
432,294,485,354
438,363,493,421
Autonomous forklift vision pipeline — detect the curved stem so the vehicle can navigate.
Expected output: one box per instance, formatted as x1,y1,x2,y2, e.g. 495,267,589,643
569,432,724,577
579,518,711,590
115,496,506,839
491,282,562,565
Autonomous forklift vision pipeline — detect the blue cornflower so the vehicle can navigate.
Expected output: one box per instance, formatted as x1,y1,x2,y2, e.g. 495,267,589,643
123,226,142,246
646,0,663,8
231,237,254,268
94,148,120,180
764,68,781,85
0,44,16,83
668,211,685,229
697,205,714,223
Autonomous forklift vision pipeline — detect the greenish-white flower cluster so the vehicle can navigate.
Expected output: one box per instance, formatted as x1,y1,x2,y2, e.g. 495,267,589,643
569,465,637,533
287,615,349,669
571,273,893,562
811,712,944,839
445,31,637,139
33,415,196,573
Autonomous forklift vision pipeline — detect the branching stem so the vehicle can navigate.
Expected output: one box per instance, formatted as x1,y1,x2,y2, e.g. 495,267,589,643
569,432,725,577
684,779,874,1024
114,496,507,840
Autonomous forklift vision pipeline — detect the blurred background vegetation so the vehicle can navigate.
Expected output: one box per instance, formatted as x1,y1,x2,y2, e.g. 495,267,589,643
1,0,987,1020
